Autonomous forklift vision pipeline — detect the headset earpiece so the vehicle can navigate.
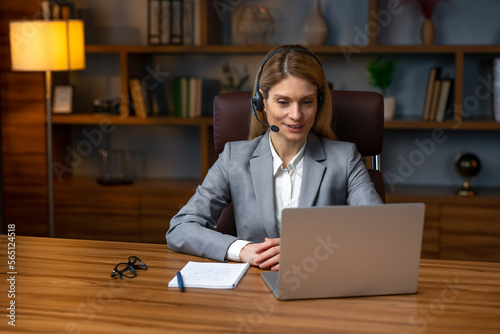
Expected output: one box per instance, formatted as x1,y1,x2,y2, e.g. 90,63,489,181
252,90,264,112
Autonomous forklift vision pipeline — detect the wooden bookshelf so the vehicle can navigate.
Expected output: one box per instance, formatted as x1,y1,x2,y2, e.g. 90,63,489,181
52,114,213,126
83,42,500,127
86,44,500,55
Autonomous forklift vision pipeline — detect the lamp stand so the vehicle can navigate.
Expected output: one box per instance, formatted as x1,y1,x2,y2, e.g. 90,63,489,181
45,70,55,237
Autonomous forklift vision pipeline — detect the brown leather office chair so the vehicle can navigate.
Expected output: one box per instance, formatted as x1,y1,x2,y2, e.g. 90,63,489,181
213,90,385,236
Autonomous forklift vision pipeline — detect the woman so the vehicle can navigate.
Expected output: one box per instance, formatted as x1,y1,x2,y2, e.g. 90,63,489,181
166,44,382,270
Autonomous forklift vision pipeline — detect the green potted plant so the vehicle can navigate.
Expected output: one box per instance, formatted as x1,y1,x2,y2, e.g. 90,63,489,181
367,56,397,120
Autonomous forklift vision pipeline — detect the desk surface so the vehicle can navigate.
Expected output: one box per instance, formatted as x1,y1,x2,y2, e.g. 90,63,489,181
1,236,499,334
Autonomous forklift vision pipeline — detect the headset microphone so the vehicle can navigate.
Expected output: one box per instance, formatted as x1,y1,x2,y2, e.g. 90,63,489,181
251,99,280,132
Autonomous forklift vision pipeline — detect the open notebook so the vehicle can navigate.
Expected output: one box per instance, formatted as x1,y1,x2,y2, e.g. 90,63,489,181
168,261,250,289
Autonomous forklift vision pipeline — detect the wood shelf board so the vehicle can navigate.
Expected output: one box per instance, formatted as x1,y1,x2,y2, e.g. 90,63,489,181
384,120,500,130
52,115,499,130
85,44,500,55
386,184,500,205
52,114,214,126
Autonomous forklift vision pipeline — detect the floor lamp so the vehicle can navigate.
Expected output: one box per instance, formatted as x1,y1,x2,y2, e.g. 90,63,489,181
9,20,86,237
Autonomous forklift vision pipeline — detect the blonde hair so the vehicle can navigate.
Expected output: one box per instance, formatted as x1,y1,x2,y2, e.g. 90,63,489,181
248,44,335,140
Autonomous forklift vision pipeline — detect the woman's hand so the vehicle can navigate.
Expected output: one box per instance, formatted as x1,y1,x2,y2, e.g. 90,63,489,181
240,238,280,271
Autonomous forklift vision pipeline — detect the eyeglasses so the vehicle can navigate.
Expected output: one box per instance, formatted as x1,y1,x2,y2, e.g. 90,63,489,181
111,256,148,279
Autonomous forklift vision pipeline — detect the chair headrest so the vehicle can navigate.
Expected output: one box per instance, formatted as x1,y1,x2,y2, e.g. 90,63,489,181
213,90,384,156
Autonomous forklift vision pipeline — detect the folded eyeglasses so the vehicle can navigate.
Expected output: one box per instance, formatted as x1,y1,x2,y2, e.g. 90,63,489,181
111,256,148,279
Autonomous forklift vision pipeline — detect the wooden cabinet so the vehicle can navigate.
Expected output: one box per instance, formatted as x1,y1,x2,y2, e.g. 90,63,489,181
53,177,197,243
386,185,500,262
440,205,500,261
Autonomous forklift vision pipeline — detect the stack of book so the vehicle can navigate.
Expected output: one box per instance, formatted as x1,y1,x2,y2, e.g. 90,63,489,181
422,67,454,121
41,0,74,19
129,77,170,118
128,77,219,118
173,77,220,118
148,0,202,46
493,58,500,122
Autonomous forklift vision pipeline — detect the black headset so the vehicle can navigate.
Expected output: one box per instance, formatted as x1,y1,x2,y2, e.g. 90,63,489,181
251,47,325,114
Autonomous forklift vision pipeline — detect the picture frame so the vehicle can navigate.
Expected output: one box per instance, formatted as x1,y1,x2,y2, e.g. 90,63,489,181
53,85,73,114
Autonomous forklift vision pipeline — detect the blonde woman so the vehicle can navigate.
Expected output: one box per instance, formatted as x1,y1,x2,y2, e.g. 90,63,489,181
167,45,382,270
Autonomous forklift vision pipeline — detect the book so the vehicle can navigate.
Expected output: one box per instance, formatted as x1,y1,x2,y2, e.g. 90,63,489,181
61,5,71,19
168,261,250,289
493,58,500,122
173,77,220,118
41,0,51,20
149,0,160,45
52,4,61,19
170,0,183,45
188,77,198,117
173,77,182,117
129,79,148,118
151,78,169,116
435,79,452,122
160,0,170,44
429,79,442,121
193,0,202,46
173,77,189,117
422,67,440,121
199,78,220,116
183,0,194,45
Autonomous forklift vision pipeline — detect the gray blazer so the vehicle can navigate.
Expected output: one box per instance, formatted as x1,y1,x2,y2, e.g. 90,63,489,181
166,131,382,262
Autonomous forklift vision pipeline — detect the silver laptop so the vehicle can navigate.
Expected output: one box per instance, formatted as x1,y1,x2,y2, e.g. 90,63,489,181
261,203,425,300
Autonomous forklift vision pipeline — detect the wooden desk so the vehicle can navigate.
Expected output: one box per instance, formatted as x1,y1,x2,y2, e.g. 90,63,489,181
1,236,499,333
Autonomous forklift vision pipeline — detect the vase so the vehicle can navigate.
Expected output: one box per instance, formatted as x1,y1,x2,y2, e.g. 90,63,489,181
303,0,329,46
384,97,396,120
420,19,436,45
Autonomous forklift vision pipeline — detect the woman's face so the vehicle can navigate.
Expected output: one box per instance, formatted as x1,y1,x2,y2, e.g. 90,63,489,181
263,75,318,147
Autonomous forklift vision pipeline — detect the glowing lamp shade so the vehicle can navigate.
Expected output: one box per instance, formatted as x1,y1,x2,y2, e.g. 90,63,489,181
9,20,85,71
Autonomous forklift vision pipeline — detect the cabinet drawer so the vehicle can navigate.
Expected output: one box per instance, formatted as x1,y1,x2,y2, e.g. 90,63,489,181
55,191,139,215
54,191,140,242
441,205,500,262
55,214,140,242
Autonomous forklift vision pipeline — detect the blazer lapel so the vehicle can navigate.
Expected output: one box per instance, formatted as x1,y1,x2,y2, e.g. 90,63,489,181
299,132,326,207
250,132,279,238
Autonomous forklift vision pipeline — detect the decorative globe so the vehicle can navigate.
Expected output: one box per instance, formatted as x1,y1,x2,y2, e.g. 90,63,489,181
455,152,481,179
454,152,481,196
